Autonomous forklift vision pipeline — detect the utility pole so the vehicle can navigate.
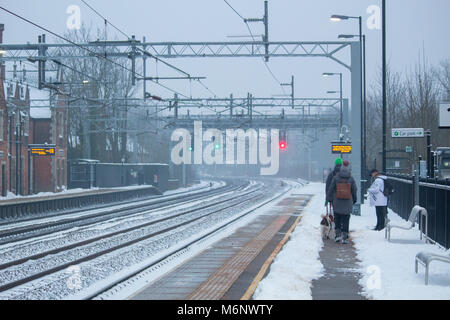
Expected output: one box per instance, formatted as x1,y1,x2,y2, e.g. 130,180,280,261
281,76,295,109
245,0,269,62
143,36,147,100
131,35,137,86
230,94,233,118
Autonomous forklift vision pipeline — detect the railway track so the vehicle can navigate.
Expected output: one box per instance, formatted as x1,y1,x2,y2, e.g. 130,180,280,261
0,181,216,229
0,181,242,245
0,179,282,299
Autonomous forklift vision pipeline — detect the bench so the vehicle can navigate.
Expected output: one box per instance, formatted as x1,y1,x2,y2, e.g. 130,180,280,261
385,205,428,242
415,251,450,285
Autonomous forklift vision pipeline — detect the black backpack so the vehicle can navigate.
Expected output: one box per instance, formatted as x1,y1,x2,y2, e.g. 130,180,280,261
383,179,394,197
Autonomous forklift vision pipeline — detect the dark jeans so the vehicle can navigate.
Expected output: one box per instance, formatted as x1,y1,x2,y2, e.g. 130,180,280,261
334,213,350,235
375,206,388,230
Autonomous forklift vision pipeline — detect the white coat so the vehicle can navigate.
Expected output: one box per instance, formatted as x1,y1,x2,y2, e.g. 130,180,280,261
368,175,388,207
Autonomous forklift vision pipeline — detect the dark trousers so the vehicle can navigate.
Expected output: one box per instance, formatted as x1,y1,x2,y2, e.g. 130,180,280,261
334,213,350,235
375,206,388,230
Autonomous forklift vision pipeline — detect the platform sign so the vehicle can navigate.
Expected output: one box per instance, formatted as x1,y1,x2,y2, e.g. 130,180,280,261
29,145,56,156
439,103,450,128
391,128,424,138
331,143,352,154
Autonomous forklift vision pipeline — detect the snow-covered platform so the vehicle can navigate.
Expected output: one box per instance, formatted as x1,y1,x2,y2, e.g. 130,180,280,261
0,185,162,220
253,183,450,300
129,194,313,300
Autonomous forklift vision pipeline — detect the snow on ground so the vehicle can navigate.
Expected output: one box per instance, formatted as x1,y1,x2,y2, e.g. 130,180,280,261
0,185,156,201
253,183,325,300
253,182,450,300
352,201,450,300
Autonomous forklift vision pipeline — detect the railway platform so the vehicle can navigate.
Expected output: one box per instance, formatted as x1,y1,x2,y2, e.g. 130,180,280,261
130,193,313,300
0,185,162,220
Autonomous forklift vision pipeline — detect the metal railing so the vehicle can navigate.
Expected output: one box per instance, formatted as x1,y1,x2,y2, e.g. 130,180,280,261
387,174,450,249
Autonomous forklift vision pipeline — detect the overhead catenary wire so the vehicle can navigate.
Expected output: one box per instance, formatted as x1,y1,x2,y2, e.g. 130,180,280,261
80,0,213,92
0,5,189,99
222,0,287,95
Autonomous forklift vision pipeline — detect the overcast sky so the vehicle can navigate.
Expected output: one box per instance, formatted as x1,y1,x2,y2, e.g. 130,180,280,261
1,0,450,101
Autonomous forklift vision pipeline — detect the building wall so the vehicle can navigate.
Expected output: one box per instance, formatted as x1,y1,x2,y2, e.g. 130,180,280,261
31,119,53,193
0,78,8,196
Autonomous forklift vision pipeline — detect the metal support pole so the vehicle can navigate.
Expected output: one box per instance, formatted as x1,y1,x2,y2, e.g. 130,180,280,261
174,93,178,119
15,125,19,195
230,94,233,118
414,161,420,206
28,149,31,195
363,34,367,190
143,36,147,100
358,17,365,204
264,0,269,62
350,42,362,215
382,0,387,172
340,73,343,130
131,35,136,86
426,130,432,178
291,75,295,109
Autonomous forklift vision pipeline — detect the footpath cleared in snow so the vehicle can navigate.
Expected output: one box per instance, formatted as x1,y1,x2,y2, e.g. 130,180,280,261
253,182,450,300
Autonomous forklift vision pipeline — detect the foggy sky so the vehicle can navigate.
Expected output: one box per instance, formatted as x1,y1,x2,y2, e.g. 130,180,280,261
1,0,449,101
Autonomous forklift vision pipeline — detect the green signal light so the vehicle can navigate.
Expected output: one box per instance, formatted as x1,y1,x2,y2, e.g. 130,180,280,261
215,144,220,150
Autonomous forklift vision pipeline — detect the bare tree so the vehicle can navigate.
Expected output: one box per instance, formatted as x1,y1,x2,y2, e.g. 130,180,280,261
366,54,450,173
54,24,137,162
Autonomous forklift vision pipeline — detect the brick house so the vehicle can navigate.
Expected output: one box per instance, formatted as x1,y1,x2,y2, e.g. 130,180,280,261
0,24,68,196
30,82,68,193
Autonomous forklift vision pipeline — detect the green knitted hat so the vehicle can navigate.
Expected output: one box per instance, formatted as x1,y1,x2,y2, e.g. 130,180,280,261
335,158,343,166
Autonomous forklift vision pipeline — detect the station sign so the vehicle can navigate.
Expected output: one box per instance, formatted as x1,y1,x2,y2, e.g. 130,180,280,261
29,145,56,156
331,143,352,154
391,128,425,138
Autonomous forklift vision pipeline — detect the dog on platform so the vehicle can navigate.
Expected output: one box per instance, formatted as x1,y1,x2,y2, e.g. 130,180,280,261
320,214,335,240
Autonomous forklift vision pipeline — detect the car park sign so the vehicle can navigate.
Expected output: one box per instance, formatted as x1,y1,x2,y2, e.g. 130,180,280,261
439,103,450,128
391,128,425,138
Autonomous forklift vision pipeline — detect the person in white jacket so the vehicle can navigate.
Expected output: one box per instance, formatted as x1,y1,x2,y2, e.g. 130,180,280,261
368,169,389,231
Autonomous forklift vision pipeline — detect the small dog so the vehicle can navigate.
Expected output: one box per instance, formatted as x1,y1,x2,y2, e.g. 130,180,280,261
320,214,336,240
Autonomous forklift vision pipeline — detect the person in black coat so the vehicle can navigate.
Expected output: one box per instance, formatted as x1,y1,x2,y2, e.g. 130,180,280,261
325,158,343,206
326,163,357,244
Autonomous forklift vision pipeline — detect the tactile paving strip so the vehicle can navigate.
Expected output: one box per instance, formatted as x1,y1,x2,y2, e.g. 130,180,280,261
130,195,311,300
187,214,291,300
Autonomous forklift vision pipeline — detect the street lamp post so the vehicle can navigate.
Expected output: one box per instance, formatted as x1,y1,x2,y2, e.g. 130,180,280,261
331,14,365,204
338,33,367,191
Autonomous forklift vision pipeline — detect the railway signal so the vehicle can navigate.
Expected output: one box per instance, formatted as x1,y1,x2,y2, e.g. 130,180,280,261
279,130,287,150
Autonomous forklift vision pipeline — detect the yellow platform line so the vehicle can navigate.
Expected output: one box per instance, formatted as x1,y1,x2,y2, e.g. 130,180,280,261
241,212,304,300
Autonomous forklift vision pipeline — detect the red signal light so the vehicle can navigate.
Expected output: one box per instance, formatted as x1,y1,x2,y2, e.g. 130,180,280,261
279,141,287,150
